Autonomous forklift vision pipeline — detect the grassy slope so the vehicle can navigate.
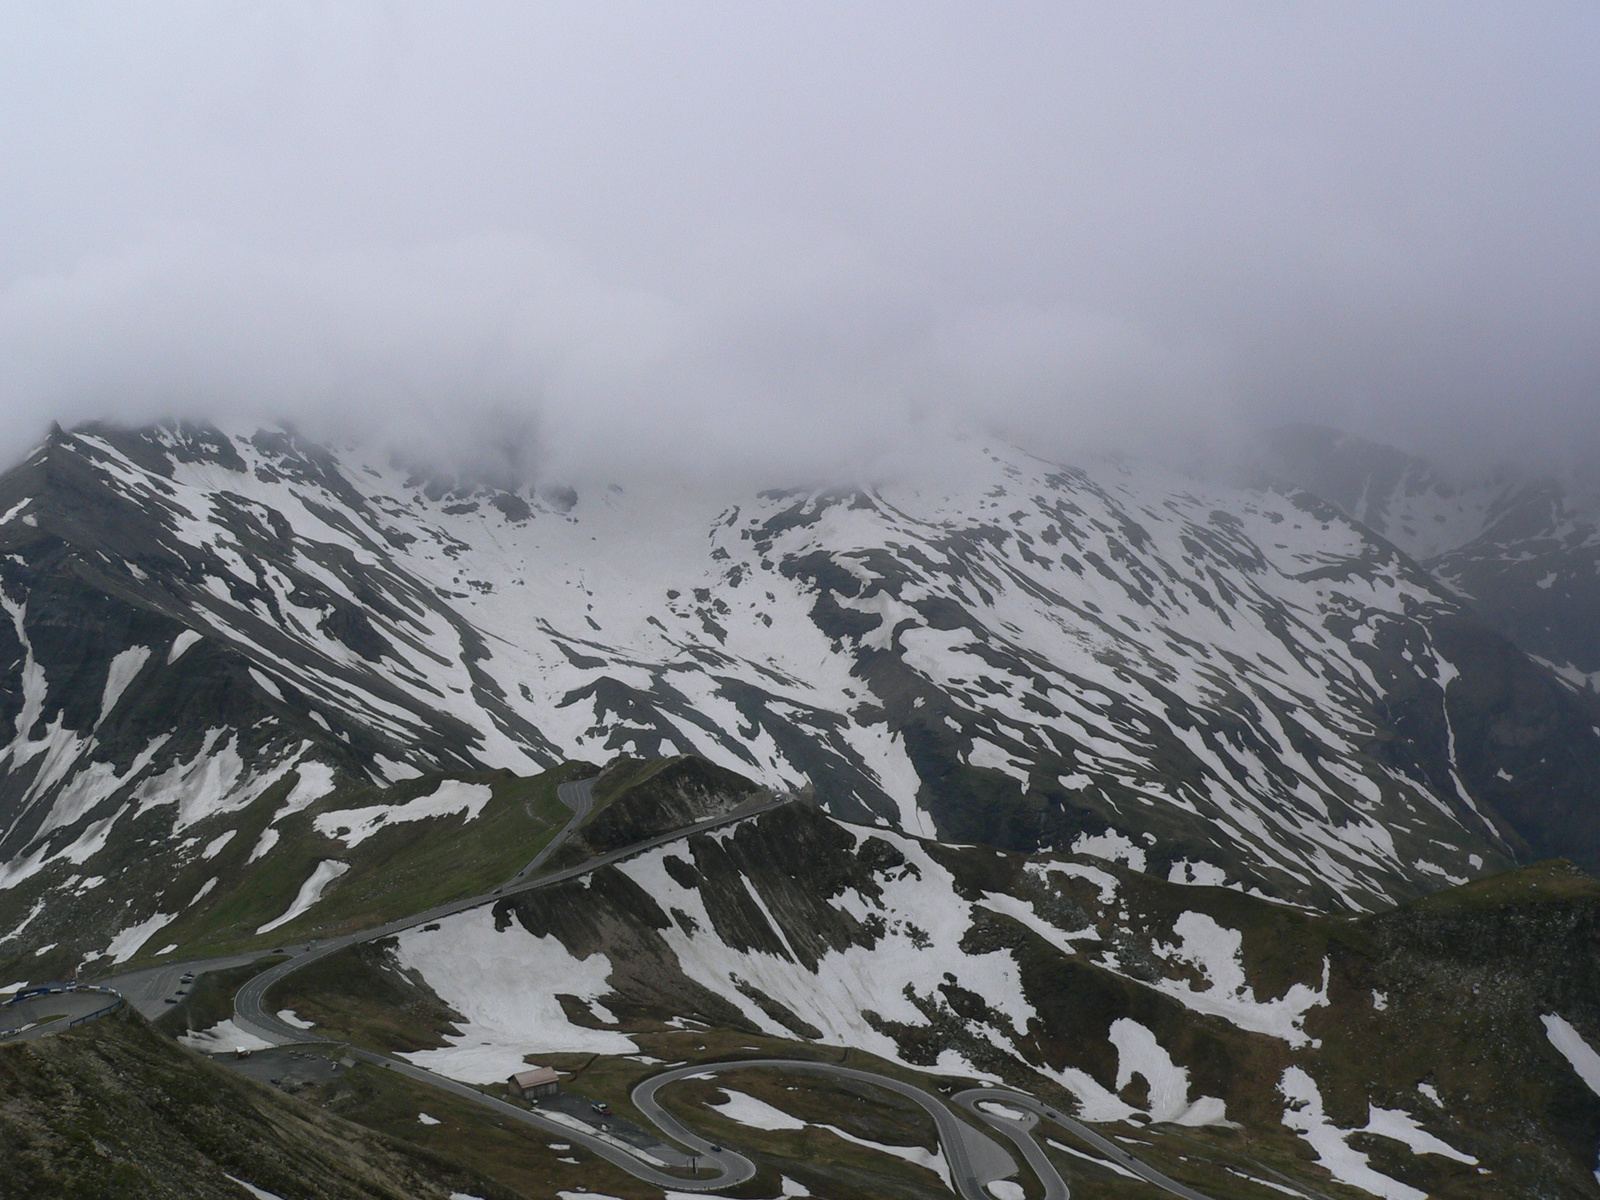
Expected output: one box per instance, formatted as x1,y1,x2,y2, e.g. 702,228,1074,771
112,762,592,967
0,1007,517,1200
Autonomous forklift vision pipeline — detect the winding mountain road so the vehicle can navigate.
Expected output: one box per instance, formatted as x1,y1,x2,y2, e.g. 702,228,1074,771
0,985,121,1044
634,1058,1017,1200
952,1088,1219,1200
634,1061,1221,1200
232,777,788,1047
81,778,1219,1199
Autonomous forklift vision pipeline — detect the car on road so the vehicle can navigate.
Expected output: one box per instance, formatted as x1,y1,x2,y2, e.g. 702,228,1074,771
591,1102,611,1115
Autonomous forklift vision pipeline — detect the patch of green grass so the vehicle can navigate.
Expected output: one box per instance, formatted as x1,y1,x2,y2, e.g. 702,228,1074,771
122,762,594,965
1397,857,1600,915
265,941,463,1055
154,957,285,1039
298,1051,672,1199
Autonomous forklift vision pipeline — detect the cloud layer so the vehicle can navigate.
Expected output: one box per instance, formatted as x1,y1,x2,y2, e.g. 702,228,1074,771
1,3,1595,480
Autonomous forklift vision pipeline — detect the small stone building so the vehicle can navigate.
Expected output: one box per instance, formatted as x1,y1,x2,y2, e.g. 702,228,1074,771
508,1066,560,1099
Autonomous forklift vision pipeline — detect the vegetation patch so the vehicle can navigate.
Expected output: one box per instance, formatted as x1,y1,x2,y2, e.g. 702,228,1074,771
118,763,587,965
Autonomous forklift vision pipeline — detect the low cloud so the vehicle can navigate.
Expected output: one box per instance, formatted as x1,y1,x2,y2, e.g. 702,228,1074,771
0,5,1594,484
0,230,1240,484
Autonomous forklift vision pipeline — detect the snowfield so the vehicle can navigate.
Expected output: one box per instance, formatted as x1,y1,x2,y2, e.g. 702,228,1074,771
394,909,637,1082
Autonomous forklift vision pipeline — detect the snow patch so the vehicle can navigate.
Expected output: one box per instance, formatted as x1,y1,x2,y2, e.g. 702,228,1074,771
1108,1018,1229,1125
248,668,284,702
393,908,636,1083
0,898,46,944
976,1100,1028,1120
1543,1013,1600,1098
371,755,424,783
313,780,492,848
247,826,281,863
1167,859,1228,887
105,911,176,964
710,1087,806,1131
1072,830,1147,872
225,1175,287,1200
167,629,203,663
1361,1104,1476,1164
276,761,337,820
1278,1067,1425,1199
179,1018,276,1054
98,646,151,726
256,860,350,934
188,877,218,907
1151,912,1328,1046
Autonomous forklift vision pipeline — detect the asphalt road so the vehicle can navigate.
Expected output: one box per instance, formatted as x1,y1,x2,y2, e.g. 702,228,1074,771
510,777,594,881
633,1058,1022,1200
953,1087,1220,1200
0,986,120,1043
102,952,272,1020
232,784,788,1047
951,1090,1070,1200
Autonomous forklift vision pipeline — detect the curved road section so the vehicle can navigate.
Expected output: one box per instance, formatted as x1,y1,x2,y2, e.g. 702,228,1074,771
953,1088,1219,1200
512,777,594,881
636,1064,1219,1200
635,1059,1019,1200
0,985,121,1044
233,781,785,1047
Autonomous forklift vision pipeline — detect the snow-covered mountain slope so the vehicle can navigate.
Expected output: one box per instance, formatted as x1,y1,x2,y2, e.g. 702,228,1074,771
0,420,1597,938
1262,423,1600,685
1257,424,1511,564
280,803,1600,1200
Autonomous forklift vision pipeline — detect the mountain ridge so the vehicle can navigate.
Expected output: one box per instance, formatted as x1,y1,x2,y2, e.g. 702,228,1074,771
0,418,1598,975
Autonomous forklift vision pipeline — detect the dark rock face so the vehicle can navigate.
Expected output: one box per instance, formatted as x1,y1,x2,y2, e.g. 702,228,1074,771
575,755,764,856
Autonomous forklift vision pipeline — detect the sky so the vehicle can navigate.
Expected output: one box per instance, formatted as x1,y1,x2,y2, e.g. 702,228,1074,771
0,3,1595,483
